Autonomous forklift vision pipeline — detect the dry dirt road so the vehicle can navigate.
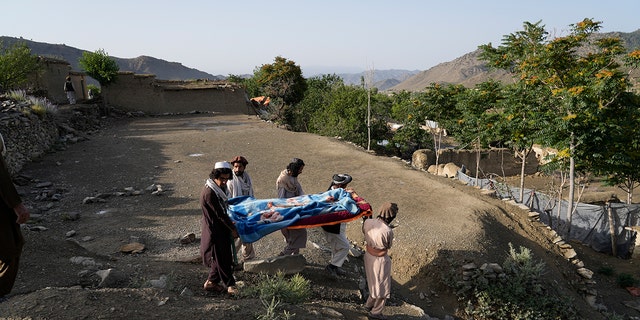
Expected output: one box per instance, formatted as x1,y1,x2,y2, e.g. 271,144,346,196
1,112,638,319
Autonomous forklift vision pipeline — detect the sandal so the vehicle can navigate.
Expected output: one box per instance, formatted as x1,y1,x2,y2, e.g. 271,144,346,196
226,285,238,296
203,280,225,292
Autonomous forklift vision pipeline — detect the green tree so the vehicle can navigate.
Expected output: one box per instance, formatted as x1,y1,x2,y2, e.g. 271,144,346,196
254,56,307,123
307,84,389,149
78,49,119,113
453,81,503,182
388,90,432,159
0,41,41,93
496,82,552,202
290,74,343,132
418,84,468,172
78,49,119,86
480,19,639,235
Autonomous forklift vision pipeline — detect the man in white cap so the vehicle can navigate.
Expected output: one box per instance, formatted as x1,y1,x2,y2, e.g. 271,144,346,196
200,161,239,295
322,173,353,277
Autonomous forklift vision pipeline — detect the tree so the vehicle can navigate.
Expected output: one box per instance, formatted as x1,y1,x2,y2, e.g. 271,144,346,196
254,56,307,123
480,19,638,236
290,74,343,132
419,83,468,173
453,81,503,182
496,82,552,202
0,41,40,93
388,90,432,159
78,49,119,86
78,49,119,113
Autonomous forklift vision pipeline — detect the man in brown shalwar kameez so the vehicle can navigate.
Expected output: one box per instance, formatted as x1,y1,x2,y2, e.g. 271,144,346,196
200,161,239,295
362,202,398,319
0,133,30,300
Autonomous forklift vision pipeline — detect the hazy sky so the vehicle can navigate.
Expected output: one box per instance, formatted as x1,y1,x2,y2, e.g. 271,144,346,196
3,0,639,76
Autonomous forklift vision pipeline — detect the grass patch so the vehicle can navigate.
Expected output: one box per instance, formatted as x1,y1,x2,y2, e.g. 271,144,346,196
241,272,311,304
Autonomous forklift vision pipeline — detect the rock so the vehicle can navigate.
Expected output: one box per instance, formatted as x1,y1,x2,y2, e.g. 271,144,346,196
65,230,76,237
180,233,196,244
35,181,53,188
577,267,594,279
95,268,128,288
149,275,167,288
243,254,306,275
442,162,461,178
120,242,145,254
69,256,97,267
563,248,578,259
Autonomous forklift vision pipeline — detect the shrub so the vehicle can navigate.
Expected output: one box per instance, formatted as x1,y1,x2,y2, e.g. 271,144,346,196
458,243,579,320
241,272,311,305
597,265,615,276
28,96,57,116
7,89,27,101
617,273,636,288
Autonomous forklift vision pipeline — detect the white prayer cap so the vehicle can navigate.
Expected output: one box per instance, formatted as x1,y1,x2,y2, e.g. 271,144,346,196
214,161,232,169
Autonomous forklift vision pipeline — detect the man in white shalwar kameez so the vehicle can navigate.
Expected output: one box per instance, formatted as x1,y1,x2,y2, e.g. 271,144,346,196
362,202,398,319
227,156,255,263
276,158,306,256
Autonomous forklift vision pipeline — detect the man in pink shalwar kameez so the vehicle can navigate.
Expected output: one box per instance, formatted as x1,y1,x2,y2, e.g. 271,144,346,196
362,202,398,319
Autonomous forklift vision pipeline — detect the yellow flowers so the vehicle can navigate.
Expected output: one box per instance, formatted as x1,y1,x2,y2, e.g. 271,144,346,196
562,112,577,121
568,86,585,95
595,70,614,79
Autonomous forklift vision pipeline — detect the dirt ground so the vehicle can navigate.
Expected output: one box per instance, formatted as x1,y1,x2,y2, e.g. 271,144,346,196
1,110,640,319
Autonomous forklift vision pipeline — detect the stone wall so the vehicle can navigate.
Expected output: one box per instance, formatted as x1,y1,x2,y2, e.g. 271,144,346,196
105,72,248,114
412,148,539,177
0,100,101,176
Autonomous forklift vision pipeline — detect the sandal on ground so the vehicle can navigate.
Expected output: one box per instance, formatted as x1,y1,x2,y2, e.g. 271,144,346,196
226,285,238,295
203,280,225,292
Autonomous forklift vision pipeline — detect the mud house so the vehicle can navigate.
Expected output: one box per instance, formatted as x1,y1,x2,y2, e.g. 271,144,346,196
32,60,247,114
30,57,87,104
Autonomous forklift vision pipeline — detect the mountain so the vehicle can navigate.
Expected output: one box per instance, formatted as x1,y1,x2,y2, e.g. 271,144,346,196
0,36,225,81
391,29,640,92
3,29,638,90
334,69,420,90
389,50,514,92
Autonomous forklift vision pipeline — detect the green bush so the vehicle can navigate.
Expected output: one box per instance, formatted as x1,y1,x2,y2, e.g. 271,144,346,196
458,243,579,320
617,273,637,288
241,272,310,304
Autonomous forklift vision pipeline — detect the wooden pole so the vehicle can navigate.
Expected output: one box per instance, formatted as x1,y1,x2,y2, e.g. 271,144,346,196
607,203,617,256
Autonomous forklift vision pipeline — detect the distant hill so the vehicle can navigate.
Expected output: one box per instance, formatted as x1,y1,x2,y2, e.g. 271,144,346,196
391,29,640,92
0,36,225,81
389,50,515,92
3,29,638,91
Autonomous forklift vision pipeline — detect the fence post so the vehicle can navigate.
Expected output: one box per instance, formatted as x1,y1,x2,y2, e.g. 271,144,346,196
607,203,617,257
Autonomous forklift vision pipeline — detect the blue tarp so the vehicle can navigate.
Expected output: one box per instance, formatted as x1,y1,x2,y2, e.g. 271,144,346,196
228,188,361,243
